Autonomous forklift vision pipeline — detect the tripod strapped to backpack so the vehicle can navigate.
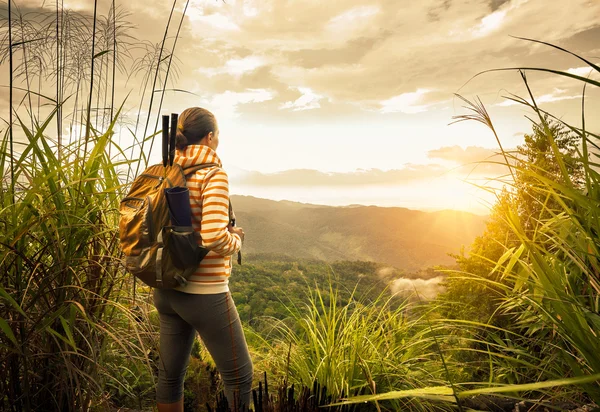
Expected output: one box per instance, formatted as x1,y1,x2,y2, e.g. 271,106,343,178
119,113,241,290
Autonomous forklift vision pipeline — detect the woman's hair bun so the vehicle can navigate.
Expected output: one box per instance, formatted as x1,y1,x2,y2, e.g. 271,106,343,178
175,128,188,150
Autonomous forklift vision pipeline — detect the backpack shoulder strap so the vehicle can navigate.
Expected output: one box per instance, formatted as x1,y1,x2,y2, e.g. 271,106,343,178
182,163,220,177
182,163,241,264
181,162,234,227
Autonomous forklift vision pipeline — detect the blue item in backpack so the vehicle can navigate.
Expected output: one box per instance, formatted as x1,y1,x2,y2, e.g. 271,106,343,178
164,186,192,226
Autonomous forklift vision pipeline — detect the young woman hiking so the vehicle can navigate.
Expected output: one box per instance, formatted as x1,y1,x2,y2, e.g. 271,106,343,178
153,107,253,412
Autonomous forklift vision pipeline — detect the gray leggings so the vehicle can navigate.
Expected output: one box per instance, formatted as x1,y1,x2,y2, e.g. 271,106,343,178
152,289,253,409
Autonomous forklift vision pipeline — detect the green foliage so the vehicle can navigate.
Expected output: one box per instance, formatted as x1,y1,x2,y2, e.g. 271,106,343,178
412,39,600,408
257,283,451,411
181,357,222,412
515,117,585,234
441,116,583,326
0,1,188,410
441,189,519,325
229,255,400,330
0,107,161,411
338,38,599,410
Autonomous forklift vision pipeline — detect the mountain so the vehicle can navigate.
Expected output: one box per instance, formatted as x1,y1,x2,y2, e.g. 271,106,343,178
230,195,488,272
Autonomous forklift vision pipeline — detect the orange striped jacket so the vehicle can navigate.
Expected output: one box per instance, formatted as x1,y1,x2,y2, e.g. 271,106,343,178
172,144,242,294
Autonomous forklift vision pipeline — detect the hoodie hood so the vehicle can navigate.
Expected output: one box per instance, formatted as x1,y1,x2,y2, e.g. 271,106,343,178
173,144,222,169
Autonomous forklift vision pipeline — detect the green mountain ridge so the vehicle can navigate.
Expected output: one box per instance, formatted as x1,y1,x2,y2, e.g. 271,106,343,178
230,195,488,271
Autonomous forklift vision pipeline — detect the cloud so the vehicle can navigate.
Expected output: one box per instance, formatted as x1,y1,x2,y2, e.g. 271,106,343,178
279,87,324,111
229,145,521,189
427,145,516,176
123,0,600,120
497,88,582,106
326,5,380,39
328,5,380,25
490,0,512,12
285,34,387,69
204,89,274,118
390,276,446,300
198,56,267,77
428,145,501,163
567,66,595,77
377,267,395,278
242,1,259,17
11,0,600,170
380,89,433,114
471,10,507,38
469,0,530,38
187,10,240,31
231,164,450,187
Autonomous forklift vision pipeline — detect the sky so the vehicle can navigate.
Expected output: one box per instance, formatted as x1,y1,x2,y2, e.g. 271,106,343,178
3,0,600,214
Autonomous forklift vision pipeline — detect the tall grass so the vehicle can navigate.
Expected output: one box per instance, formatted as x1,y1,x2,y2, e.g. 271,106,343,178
0,1,190,410
337,38,600,409
258,284,454,411
0,106,153,411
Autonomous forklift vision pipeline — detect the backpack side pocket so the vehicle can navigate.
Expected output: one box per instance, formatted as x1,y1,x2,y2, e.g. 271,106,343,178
163,226,210,270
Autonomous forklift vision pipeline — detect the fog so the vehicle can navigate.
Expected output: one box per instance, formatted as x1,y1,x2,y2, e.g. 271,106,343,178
390,276,446,300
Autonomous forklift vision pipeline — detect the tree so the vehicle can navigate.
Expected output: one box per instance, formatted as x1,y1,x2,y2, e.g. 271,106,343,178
515,117,584,233
441,117,583,324
442,188,519,324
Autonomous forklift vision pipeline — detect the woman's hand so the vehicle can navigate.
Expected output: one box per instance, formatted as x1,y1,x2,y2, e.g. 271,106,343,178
228,224,245,242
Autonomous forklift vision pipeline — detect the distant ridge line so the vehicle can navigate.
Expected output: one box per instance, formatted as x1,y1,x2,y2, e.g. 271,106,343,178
227,194,488,271
230,194,489,217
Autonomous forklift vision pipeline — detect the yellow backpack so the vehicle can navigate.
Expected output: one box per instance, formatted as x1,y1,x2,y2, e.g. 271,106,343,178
119,162,219,288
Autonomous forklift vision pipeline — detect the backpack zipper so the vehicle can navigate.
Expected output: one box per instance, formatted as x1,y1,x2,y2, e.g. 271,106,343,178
139,173,165,189
140,173,162,179
146,196,155,241
121,196,145,204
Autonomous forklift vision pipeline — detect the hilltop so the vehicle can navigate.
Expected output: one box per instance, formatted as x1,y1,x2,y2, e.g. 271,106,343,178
230,195,488,272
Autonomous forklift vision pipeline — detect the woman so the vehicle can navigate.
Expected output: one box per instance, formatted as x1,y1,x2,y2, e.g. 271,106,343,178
152,107,253,412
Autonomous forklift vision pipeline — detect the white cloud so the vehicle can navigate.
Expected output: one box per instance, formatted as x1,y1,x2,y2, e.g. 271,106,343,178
328,5,380,25
280,87,324,111
225,56,265,74
199,56,266,77
390,276,446,300
497,88,581,106
243,0,259,17
567,66,594,77
377,267,395,278
472,10,507,37
206,89,274,118
467,0,528,39
62,1,90,11
379,88,432,114
187,11,240,31
325,5,381,40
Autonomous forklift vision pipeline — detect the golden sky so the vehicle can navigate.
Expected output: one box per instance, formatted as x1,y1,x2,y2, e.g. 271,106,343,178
4,0,600,214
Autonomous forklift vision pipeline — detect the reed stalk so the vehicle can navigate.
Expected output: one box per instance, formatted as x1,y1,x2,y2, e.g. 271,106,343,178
134,0,177,177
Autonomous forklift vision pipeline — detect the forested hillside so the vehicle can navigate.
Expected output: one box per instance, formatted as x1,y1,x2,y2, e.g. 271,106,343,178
227,254,407,325
230,196,487,271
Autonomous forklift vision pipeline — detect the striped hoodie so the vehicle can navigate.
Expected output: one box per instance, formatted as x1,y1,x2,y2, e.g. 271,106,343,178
172,144,242,294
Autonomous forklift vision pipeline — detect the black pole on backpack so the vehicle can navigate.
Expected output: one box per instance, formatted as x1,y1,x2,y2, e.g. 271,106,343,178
169,113,178,166
162,115,170,168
